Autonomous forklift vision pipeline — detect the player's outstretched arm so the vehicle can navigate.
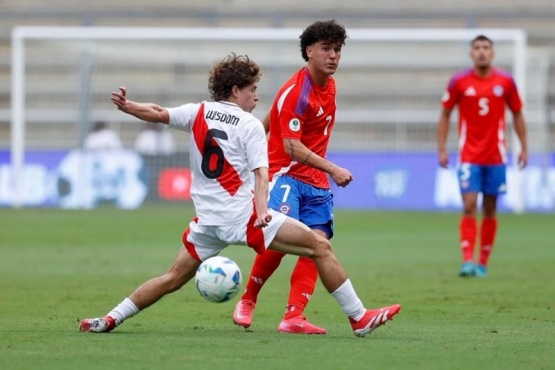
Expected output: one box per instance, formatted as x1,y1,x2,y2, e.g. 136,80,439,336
111,87,170,124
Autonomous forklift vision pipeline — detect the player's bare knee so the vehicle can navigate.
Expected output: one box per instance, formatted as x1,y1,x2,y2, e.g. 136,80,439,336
312,236,333,258
463,205,477,217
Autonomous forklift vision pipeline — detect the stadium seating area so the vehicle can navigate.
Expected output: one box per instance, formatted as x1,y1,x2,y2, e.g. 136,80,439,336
1,1,555,151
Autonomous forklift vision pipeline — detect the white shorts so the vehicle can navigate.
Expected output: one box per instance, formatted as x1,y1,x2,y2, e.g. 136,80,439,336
181,209,287,261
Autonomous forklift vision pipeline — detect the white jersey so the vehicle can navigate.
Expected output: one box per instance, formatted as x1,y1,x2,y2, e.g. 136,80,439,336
168,101,268,225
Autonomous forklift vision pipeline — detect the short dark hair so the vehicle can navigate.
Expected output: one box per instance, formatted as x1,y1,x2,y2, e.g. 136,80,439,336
471,35,493,46
299,20,348,62
208,53,261,101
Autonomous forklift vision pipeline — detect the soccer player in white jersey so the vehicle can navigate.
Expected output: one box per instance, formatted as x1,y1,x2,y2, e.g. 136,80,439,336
79,53,401,337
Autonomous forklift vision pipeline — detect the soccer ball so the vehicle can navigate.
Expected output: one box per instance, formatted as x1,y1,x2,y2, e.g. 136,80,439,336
195,256,242,303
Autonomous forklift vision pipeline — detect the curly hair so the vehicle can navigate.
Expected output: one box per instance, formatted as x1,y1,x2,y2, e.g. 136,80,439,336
299,20,348,62
208,53,261,101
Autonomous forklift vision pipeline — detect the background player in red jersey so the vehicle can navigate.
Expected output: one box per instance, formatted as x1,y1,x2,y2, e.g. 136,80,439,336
437,35,528,277
233,20,354,334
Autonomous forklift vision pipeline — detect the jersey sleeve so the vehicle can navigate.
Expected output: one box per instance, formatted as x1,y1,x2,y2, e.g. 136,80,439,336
167,103,201,132
506,78,524,112
277,87,304,140
243,117,269,171
441,75,460,110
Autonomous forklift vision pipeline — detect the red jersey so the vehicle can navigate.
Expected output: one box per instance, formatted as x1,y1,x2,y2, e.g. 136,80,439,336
267,67,336,189
442,67,523,165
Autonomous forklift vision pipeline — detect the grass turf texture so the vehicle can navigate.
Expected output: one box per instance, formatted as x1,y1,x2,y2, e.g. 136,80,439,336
0,206,553,369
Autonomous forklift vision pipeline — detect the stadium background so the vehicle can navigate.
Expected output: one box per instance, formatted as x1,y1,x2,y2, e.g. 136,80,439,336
1,3,554,370
0,0,554,213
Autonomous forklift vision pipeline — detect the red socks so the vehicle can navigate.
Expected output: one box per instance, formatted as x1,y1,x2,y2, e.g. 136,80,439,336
460,216,477,262
479,218,497,266
283,257,318,320
241,249,285,303
459,216,498,266
241,251,319,320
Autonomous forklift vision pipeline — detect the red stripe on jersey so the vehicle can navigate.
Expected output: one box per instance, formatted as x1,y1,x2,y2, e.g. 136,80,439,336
246,204,266,254
192,104,243,196
182,218,201,262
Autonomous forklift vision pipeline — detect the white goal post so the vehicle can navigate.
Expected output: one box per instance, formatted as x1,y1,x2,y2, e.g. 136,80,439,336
10,26,529,210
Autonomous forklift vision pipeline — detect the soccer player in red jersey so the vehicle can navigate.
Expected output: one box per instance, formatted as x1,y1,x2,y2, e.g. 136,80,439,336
437,35,528,277
233,20,355,334
78,53,401,337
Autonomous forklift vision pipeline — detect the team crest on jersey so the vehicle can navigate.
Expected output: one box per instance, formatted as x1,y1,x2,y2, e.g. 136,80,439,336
493,85,504,97
441,90,450,102
289,118,301,132
279,203,291,215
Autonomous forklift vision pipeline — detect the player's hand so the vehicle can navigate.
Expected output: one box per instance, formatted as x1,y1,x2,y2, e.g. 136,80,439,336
254,212,272,229
330,165,353,187
111,87,128,111
518,151,528,169
438,150,449,168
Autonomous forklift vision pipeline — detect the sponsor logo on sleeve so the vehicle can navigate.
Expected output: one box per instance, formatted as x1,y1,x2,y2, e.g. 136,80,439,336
289,118,301,132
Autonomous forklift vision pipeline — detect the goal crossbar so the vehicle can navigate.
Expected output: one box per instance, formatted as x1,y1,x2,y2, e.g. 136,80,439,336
10,26,527,208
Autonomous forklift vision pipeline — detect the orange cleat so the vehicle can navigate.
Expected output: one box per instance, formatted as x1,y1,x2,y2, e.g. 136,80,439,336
350,304,401,337
232,299,256,329
277,316,327,335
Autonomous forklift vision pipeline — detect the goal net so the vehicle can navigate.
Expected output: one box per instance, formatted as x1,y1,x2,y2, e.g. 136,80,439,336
7,26,550,211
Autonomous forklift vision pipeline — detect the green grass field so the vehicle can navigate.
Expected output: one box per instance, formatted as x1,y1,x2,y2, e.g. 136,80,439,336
1,206,553,370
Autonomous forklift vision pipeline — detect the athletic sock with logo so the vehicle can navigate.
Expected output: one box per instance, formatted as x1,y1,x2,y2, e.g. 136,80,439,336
283,256,318,320
241,249,285,302
460,216,477,262
479,217,497,266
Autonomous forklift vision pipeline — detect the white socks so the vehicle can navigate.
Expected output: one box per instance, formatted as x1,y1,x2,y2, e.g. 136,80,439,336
107,297,140,325
331,279,366,321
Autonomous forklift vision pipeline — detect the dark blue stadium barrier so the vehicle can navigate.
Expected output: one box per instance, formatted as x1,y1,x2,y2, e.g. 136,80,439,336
1,150,553,212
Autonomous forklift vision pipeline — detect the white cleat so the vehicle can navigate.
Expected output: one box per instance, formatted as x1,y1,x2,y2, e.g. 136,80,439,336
79,316,116,333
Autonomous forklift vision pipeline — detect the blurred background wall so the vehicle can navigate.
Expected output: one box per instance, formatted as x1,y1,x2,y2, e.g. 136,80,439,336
1,0,554,211
1,0,555,145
